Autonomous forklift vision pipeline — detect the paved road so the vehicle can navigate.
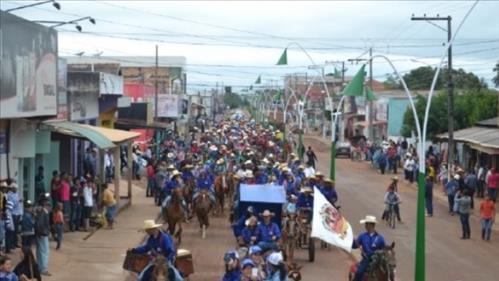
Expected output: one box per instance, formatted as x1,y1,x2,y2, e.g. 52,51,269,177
306,136,499,281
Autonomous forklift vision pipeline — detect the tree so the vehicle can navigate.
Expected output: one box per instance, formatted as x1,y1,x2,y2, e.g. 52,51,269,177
493,61,499,87
383,73,401,90
402,66,440,90
223,93,245,109
401,89,498,140
400,66,487,91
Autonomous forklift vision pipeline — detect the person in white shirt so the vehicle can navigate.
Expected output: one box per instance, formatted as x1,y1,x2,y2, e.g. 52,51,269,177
477,165,486,198
104,151,114,184
303,162,315,178
82,179,94,231
404,155,415,183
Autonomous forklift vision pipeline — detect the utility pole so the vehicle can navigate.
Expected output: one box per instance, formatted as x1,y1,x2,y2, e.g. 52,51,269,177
411,15,453,179
155,45,159,119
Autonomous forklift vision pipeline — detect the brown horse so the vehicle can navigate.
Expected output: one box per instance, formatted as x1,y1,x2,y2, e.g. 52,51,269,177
282,213,299,262
162,188,185,245
348,242,396,281
150,255,174,281
183,178,195,216
194,189,213,239
287,262,303,281
214,174,228,215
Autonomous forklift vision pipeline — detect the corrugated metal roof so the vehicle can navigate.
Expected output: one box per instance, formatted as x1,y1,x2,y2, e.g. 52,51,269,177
438,126,499,149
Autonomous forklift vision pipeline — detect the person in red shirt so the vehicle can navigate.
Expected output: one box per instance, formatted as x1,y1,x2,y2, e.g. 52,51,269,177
50,170,61,208
486,168,498,201
59,173,71,217
146,160,156,198
479,194,496,241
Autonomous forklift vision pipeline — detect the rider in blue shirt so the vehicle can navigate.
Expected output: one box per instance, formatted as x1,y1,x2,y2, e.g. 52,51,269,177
233,206,255,241
320,179,338,207
352,216,386,281
162,171,189,218
131,220,181,281
256,210,281,252
193,170,216,205
240,215,260,246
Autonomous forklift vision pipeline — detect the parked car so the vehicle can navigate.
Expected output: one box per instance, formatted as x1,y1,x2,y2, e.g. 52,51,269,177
336,141,351,157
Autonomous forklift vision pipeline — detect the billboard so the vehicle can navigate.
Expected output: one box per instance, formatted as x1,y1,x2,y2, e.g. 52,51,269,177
100,72,123,95
56,58,68,120
0,11,58,118
157,94,180,118
68,72,100,121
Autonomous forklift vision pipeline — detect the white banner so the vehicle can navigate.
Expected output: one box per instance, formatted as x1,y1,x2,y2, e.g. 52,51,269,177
157,94,180,118
311,187,353,252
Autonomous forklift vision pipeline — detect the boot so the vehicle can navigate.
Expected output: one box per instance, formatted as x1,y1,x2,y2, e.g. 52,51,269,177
482,229,486,240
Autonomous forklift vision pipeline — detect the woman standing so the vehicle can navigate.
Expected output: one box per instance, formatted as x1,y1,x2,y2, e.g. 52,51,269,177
455,190,472,239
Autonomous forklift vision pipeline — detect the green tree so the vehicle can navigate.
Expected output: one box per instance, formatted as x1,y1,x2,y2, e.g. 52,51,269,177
383,73,401,90
493,61,499,87
401,89,498,140
223,93,247,109
400,66,487,91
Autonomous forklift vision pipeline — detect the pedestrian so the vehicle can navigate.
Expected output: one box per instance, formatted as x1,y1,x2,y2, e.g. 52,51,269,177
387,144,397,174
445,175,459,215
82,179,94,232
6,182,22,251
20,201,35,248
35,195,51,276
486,168,498,201
50,171,60,208
378,151,387,175
464,171,478,209
35,166,45,203
104,150,114,184
455,190,472,239
14,246,42,281
477,164,487,198
59,173,71,218
146,160,156,198
0,255,19,281
102,184,117,229
69,177,83,231
53,203,64,250
305,146,317,169
222,250,241,281
479,194,495,241
404,154,415,183
425,176,434,217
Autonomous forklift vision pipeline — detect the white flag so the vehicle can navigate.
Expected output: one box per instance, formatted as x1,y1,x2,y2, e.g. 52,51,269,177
311,187,353,252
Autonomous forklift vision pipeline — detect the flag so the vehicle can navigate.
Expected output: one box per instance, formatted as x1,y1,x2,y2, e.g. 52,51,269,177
255,75,261,84
276,48,288,65
249,85,253,90
366,87,377,101
334,67,341,79
342,65,366,97
311,187,353,252
274,90,282,102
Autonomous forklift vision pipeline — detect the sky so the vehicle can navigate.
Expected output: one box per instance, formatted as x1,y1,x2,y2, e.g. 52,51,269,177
2,0,499,92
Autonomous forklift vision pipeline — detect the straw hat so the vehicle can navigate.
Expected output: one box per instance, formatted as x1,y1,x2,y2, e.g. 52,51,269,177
262,158,270,164
245,170,254,178
244,160,253,165
298,165,305,170
167,164,175,170
142,219,162,230
391,176,399,181
315,171,324,177
360,215,378,224
167,152,174,159
216,158,225,165
209,145,218,151
325,178,334,184
183,164,194,170
170,170,181,179
301,186,313,193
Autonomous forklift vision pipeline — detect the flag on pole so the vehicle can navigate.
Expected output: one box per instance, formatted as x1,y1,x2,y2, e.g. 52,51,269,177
342,65,366,97
255,75,261,84
311,187,353,252
366,87,377,101
276,48,288,65
334,67,341,79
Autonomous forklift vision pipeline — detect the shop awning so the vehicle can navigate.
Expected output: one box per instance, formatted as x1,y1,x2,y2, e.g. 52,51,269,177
437,126,499,154
115,119,173,130
43,121,140,149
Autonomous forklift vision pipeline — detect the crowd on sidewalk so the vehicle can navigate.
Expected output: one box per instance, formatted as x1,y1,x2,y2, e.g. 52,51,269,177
0,157,118,280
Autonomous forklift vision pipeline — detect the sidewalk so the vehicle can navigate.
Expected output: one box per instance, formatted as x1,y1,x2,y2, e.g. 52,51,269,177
304,133,499,232
7,180,157,281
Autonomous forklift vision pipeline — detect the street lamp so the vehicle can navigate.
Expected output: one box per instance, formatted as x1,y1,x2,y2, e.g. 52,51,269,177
33,16,96,32
5,0,60,12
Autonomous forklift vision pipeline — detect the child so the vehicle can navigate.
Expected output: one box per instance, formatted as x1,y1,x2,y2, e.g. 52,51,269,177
0,255,19,281
53,203,64,250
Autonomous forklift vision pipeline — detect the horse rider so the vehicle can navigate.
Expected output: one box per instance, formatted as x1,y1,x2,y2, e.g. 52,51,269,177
256,210,281,252
283,170,298,198
193,170,216,206
321,179,338,207
214,158,227,176
314,171,325,190
255,166,268,184
129,219,182,281
162,170,189,219
388,176,399,192
296,186,314,223
352,215,386,281
240,215,260,247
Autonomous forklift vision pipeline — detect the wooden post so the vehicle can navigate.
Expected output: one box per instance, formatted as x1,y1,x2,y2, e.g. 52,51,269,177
127,141,133,204
113,147,120,202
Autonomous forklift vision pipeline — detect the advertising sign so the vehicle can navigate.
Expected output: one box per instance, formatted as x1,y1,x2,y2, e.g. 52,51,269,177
100,72,123,95
68,72,100,121
0,11,58,118
56,58,68,120
157,94,180,118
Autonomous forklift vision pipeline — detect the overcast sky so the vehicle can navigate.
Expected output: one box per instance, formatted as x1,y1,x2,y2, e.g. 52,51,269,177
3,0,499,92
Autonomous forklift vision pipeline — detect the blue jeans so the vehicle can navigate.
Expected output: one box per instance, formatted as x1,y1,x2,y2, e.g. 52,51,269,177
36,236,50,272
425,196,433,216
481,218,493,240
70,202,82,231
257,241,278,253
459,213,471,238
55,224,63,249
488,188,497,201
353,258,369,281
106,205,117,223
447,194,455,213
147,177,155,197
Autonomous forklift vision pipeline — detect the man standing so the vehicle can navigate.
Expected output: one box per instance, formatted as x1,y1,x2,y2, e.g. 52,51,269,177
464,171,478,209
445,175,459,215
35,195,52,276
477,164,487,198
486,168,498,201
35,166,45,202
425,176,434,217
306,146,318,169
352,215,386,281
102,185,117,229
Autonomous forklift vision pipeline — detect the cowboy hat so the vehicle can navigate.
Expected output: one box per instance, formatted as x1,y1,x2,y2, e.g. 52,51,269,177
261,210,274,217
0,181,7,188
454,174,460,180
209,145,218,151
167,164,175,170
391,176,398,181
142,219,162,230
245,170,254,178
167,152,174,158
170,170,181,179
325,178,334,184
298,165,305,170
315,171,324,177
301,186,313,193
183,164,194,169
262,158,270,164
244,160,253,165
267,252,284,266
216,158,225,165
359,215,378,224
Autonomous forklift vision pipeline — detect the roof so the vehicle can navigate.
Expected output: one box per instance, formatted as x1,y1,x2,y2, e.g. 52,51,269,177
476,117,498,128
438,126,499,150
63,56,186,68
115,119,173,130
43,121,140,149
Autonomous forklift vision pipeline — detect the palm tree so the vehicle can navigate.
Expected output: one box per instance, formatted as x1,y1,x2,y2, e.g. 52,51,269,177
493,61,499,87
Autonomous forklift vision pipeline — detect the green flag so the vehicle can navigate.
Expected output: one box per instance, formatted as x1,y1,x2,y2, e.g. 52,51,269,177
274,90,282,102
255,75,261,84
342,65,366,97
276,48,288,65
366,87,377,101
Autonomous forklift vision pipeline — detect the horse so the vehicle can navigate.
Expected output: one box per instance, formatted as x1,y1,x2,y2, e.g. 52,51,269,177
162,188,185,245
281,213,299,262
183,178,195,216
194,189,213,239
150,255,175,281
214,174,227,215
287,262,303,281
225,172,235,206
348,242,396,281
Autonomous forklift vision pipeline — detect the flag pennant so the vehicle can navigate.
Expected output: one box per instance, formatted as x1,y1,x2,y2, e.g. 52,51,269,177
276,48,288,65
366,87,377,101
255,75,261,84
342,65,366,97
311,187,353,253
334,67,341,79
